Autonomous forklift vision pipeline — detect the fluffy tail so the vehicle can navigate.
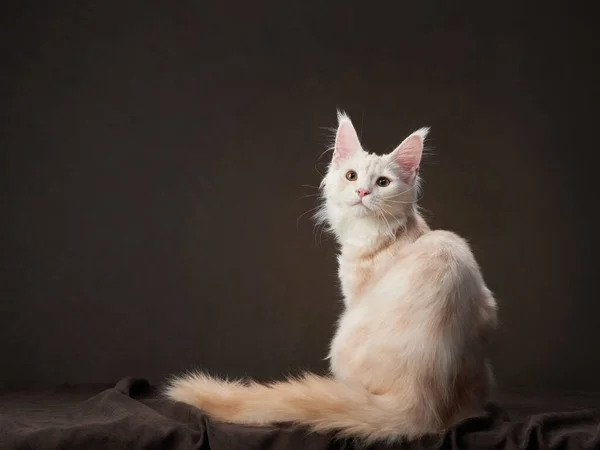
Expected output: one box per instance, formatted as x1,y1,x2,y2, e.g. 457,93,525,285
164,372,439,442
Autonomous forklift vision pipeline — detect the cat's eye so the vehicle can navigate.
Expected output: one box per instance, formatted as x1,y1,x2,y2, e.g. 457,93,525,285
345,170,358,181
377,177,391,187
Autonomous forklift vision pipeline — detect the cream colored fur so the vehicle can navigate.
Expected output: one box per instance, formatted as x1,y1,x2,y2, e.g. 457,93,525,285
165,112,498,443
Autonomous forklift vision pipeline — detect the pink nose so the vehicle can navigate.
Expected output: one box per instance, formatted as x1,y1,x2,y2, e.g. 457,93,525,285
357,189,370,198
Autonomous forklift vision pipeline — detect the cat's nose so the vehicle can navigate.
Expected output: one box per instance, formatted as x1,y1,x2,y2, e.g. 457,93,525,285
357,189,370,198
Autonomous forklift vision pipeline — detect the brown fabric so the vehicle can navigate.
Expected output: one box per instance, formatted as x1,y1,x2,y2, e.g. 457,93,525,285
1,377,599,449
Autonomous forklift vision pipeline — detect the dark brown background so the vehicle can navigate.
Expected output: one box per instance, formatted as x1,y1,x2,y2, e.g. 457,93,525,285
1,1,598,393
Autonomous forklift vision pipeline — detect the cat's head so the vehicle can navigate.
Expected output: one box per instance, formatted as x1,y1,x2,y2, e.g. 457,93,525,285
317,111,428,237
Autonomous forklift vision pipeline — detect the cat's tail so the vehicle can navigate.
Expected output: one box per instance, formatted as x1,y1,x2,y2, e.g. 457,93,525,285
164,372,440,442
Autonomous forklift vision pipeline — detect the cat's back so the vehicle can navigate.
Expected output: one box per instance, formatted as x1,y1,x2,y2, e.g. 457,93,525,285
343,228,485,309
400,229,479,273
370,229,485,309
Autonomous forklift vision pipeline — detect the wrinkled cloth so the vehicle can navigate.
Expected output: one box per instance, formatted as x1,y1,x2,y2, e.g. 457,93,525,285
1,377,599,449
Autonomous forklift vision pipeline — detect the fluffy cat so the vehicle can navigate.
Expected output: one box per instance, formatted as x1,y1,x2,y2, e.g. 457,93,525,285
165,111,498,443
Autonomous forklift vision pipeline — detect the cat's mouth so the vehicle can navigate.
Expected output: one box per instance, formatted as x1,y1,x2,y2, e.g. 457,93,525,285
350,200,372,211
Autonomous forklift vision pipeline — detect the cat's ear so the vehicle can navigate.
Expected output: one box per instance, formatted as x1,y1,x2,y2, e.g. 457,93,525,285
333,111,361,168
391,127,429,183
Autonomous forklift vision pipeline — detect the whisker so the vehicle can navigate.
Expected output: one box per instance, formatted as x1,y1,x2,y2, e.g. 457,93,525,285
317,147,334,163
315,220,330,246
383,198,420,204
377,203,406,232
385,186,416,198
296,205,322,230
298,193,321,199
375,205,394,240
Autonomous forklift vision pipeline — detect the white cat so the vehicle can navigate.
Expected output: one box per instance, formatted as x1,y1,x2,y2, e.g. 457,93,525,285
165,112,498,443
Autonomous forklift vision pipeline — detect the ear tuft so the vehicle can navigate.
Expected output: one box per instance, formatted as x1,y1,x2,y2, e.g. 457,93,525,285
411,127,430,142
337,109,351,125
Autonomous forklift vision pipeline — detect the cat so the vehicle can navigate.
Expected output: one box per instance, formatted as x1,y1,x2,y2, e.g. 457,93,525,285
164,111,498,443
